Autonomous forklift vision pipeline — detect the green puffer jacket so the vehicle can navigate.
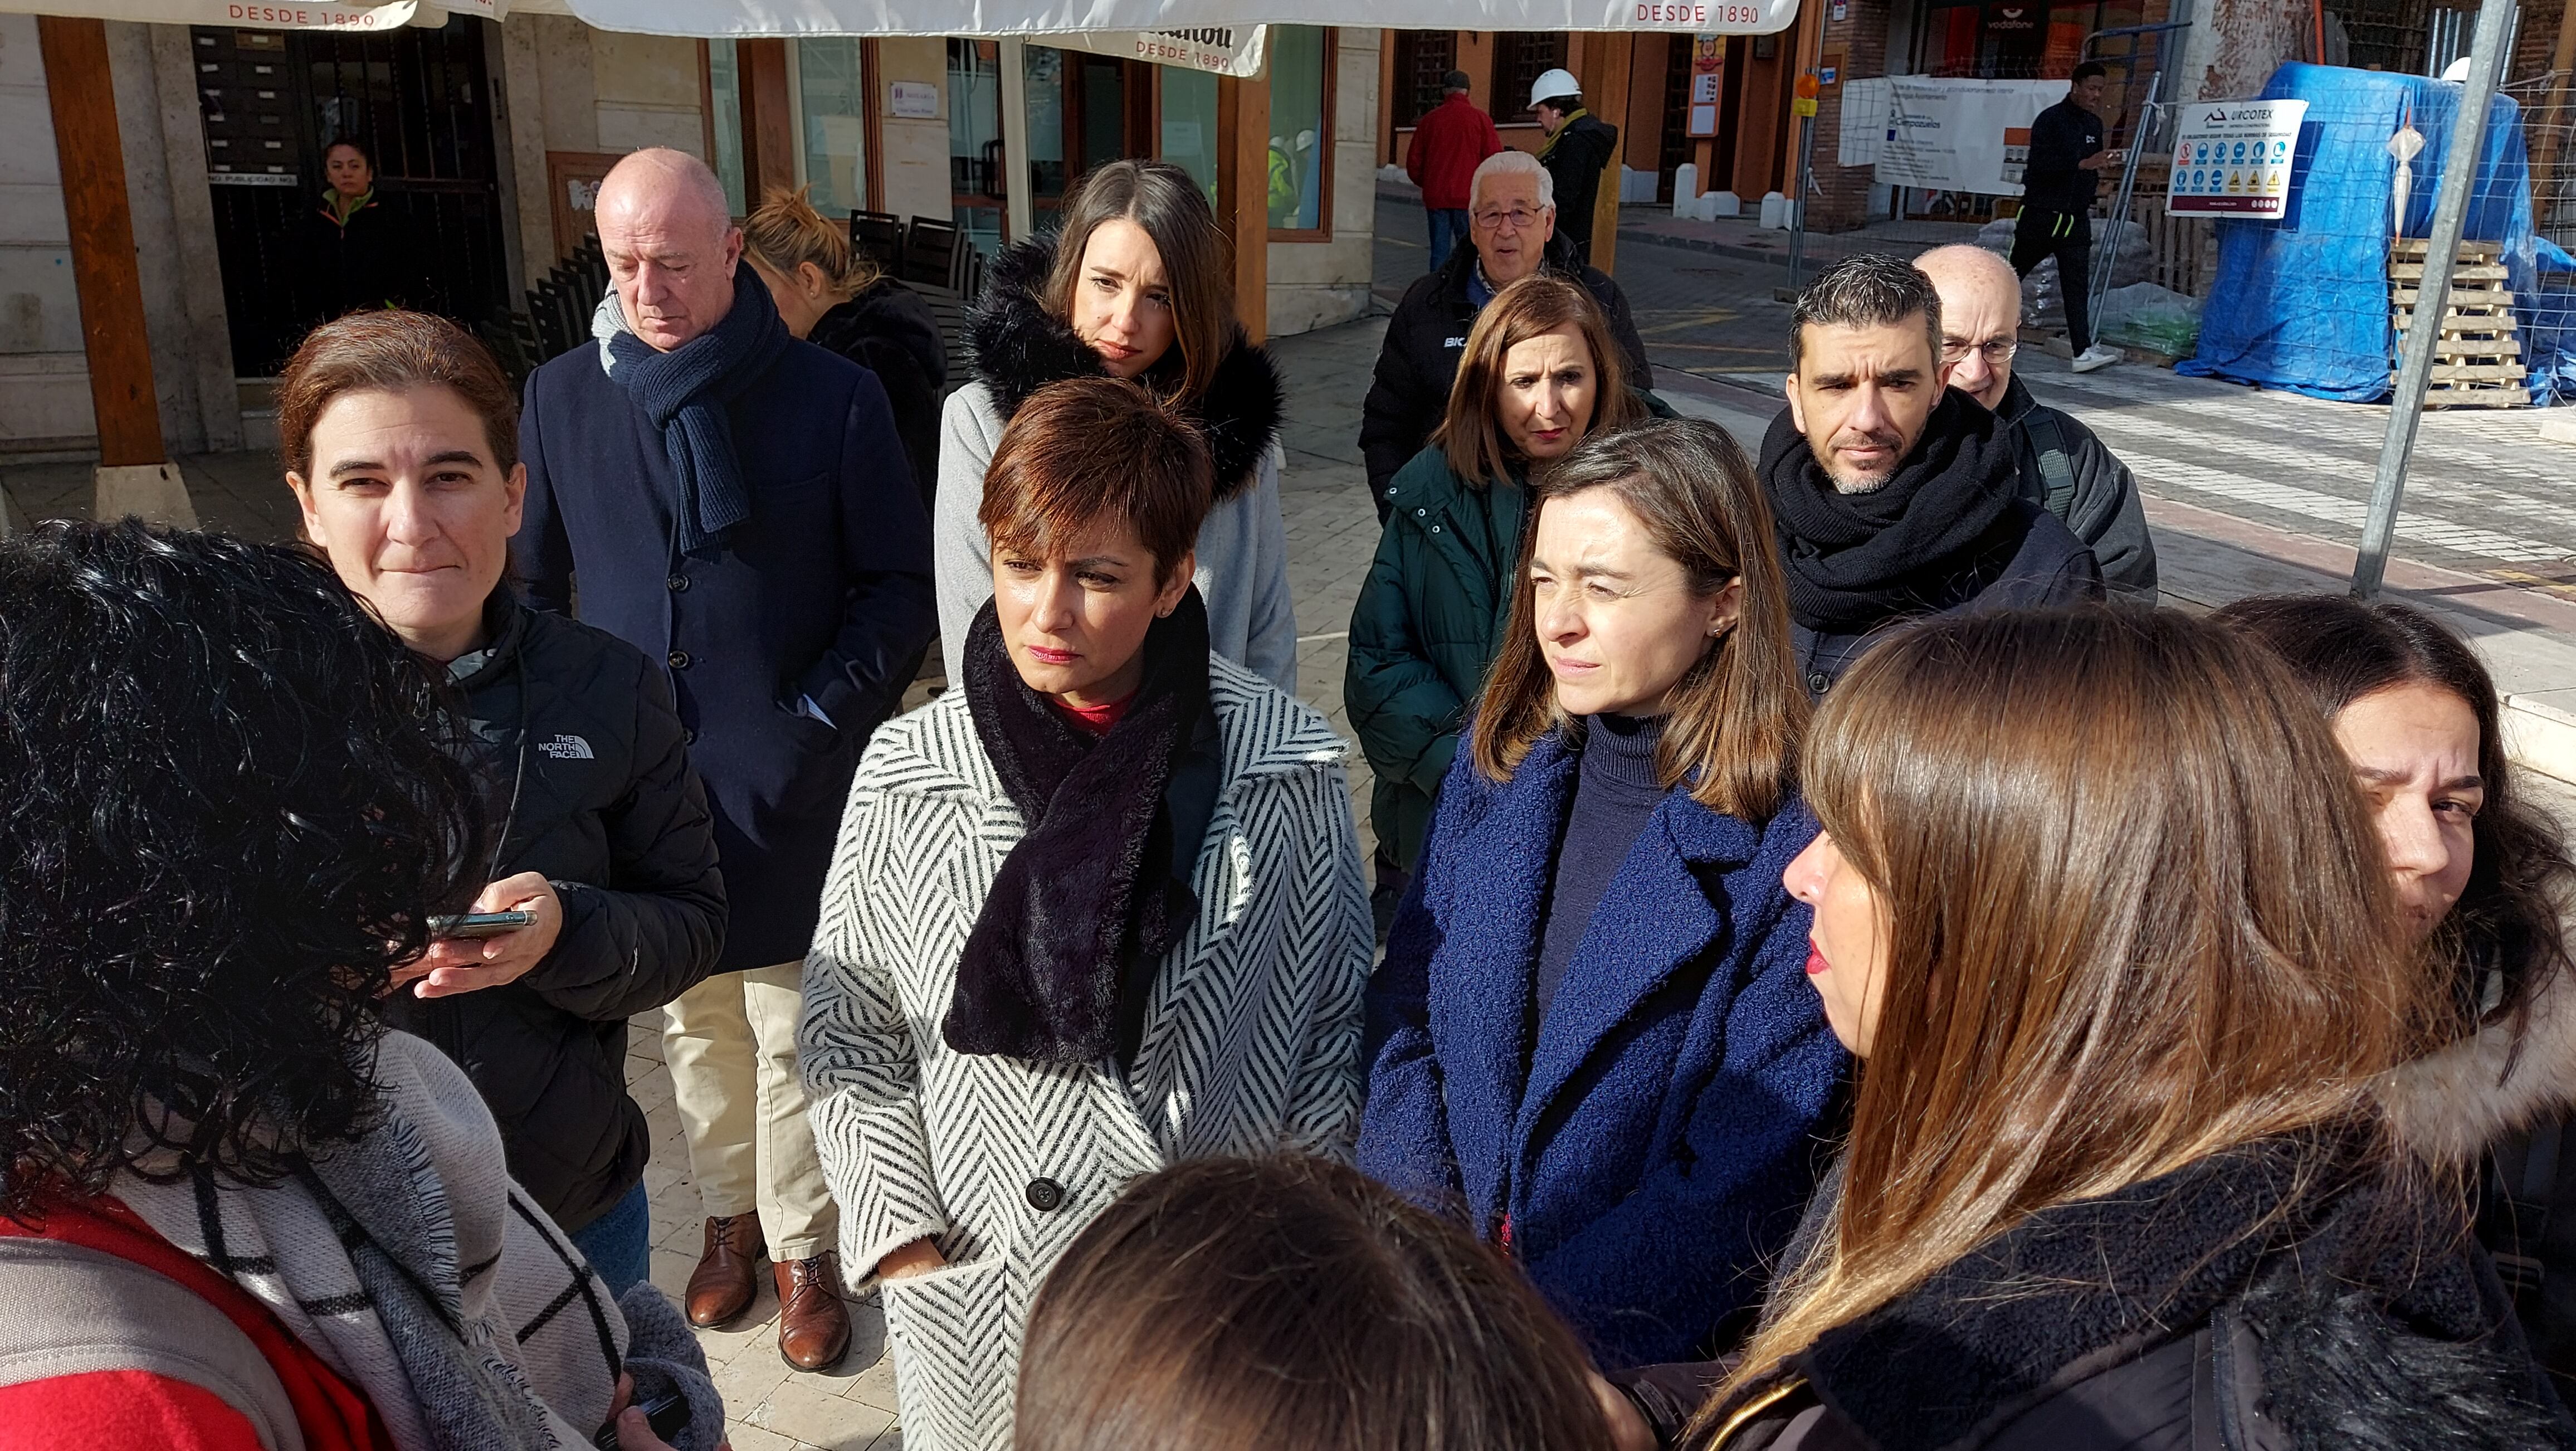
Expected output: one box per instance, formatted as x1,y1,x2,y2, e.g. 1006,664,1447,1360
1346,394,1676,871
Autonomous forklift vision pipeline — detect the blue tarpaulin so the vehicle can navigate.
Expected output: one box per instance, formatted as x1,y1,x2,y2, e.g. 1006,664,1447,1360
2178,62,2576,406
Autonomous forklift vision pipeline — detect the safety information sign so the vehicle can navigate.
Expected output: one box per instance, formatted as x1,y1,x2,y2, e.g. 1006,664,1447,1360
2168,99,2307,218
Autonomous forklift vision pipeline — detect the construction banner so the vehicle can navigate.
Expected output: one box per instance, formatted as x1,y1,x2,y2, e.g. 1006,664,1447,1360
1868,76,2062,196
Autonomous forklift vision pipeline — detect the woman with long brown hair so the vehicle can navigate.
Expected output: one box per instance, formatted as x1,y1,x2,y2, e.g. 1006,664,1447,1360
1345,272,1657,928
934,159,1294,690
1359,416,1838,1376
1684,608,2569,1451
2219,592,2576,1397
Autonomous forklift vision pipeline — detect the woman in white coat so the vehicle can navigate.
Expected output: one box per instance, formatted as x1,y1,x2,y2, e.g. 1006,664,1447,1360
803,376,1373,1451
934,158,1297,692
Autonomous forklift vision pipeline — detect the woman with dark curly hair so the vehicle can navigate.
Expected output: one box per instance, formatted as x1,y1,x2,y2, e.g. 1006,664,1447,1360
2218,592,2576,1395
0,521,719,1451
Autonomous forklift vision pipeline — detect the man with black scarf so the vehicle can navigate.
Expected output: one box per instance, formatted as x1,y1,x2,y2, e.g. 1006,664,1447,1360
1760,254,2101,694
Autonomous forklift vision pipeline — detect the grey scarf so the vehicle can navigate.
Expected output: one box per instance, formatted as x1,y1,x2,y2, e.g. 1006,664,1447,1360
117,1031,722,1451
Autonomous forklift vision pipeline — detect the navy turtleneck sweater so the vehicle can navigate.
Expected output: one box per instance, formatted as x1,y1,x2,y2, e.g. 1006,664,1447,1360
1534,713,1669,1022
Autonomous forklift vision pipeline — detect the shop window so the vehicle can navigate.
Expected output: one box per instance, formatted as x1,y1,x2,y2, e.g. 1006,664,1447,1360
1160,65,1222,209
1269,27,1335,235
1492,33,1568,124
1025,45,1070,203
949,38,1004,255
1390,30,1456,128
707,39,748,215
797,38,869,215
1915,0,2142,79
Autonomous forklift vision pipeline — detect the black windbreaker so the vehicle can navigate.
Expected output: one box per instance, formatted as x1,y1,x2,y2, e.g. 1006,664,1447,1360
385,595,726,1231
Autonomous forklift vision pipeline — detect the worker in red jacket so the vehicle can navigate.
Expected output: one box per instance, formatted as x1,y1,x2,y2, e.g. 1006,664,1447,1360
1406,70,1503,275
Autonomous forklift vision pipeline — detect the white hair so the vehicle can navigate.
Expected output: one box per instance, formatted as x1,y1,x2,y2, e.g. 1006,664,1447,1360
1470,150,1555,212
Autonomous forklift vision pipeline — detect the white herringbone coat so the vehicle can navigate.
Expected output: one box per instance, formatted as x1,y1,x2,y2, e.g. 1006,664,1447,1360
799,655,1374,1451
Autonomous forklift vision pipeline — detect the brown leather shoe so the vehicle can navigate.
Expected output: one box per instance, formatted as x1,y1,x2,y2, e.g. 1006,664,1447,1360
685,1214,763,1328
775,1255,851,1371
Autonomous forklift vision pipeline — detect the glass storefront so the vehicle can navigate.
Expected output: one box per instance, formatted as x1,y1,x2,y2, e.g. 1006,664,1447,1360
1159,65,1221,209
707,38,747,216
1917,0,2143,77
797,38,868,216
1267,27,1330,231
948,38,1006,255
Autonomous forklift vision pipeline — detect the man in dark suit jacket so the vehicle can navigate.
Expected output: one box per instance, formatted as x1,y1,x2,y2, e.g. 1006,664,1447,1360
513,147,934,1375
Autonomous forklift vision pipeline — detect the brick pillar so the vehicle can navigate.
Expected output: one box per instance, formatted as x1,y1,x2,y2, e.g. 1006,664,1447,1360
1801,0,1891,232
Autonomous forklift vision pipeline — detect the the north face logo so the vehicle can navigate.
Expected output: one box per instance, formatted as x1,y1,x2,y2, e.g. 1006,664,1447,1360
538,734,594,760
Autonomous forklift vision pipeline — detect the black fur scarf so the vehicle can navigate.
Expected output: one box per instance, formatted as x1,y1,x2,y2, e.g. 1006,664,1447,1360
941,591,1210,1067
1785,1132,2575,1450
966,232,1284,503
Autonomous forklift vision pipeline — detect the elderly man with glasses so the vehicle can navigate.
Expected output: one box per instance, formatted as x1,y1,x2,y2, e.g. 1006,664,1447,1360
1917,243,2157,600
1359,149,1652,523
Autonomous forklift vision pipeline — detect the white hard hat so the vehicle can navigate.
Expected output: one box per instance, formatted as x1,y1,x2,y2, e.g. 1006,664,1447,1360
1530,68,1582,110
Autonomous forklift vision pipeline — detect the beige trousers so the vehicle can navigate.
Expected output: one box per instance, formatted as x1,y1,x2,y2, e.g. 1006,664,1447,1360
662,962,837,1261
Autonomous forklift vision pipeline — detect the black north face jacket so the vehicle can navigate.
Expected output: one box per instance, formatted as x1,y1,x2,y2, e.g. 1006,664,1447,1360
386,595,726,1232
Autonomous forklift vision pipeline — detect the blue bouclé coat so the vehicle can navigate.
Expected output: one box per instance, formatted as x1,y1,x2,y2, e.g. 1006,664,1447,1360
1358,733,1847,1368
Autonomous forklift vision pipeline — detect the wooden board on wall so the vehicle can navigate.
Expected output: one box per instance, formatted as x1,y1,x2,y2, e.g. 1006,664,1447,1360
548,150,627,261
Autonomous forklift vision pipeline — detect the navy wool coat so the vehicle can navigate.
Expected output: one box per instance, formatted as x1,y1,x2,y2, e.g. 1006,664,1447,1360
515,335,936,973
1358,733,1846,1367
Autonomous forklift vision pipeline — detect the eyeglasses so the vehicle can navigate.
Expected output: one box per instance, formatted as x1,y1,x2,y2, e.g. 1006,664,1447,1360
1472,206,1544,231
1940,337,2019,367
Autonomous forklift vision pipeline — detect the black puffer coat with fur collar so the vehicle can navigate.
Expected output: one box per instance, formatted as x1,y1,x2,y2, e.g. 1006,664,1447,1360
1679,1135,2576,1451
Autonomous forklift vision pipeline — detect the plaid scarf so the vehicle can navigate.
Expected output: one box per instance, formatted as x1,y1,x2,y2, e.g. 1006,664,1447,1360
117,1031,721,1451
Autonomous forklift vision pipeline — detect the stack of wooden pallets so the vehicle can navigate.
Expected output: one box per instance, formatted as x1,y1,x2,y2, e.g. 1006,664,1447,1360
2390,238,2529,408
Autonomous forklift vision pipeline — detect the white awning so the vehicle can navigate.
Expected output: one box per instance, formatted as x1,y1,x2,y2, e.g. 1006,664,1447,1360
0,0,1796,37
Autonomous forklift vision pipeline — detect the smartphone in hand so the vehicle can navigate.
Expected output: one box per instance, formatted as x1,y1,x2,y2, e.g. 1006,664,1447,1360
428,911,536,939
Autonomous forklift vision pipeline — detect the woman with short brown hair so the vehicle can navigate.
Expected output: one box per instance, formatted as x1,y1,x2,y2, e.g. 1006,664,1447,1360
1016,1155,1617,1451
281,309,724,1304
804,375,1373,1451
1686,607,2565,1450
1346,272,1657,913
1359,415,1836,1376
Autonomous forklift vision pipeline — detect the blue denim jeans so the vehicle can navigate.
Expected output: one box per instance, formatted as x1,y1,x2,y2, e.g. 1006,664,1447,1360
568,1180,652,1301
1426,208,1469,276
